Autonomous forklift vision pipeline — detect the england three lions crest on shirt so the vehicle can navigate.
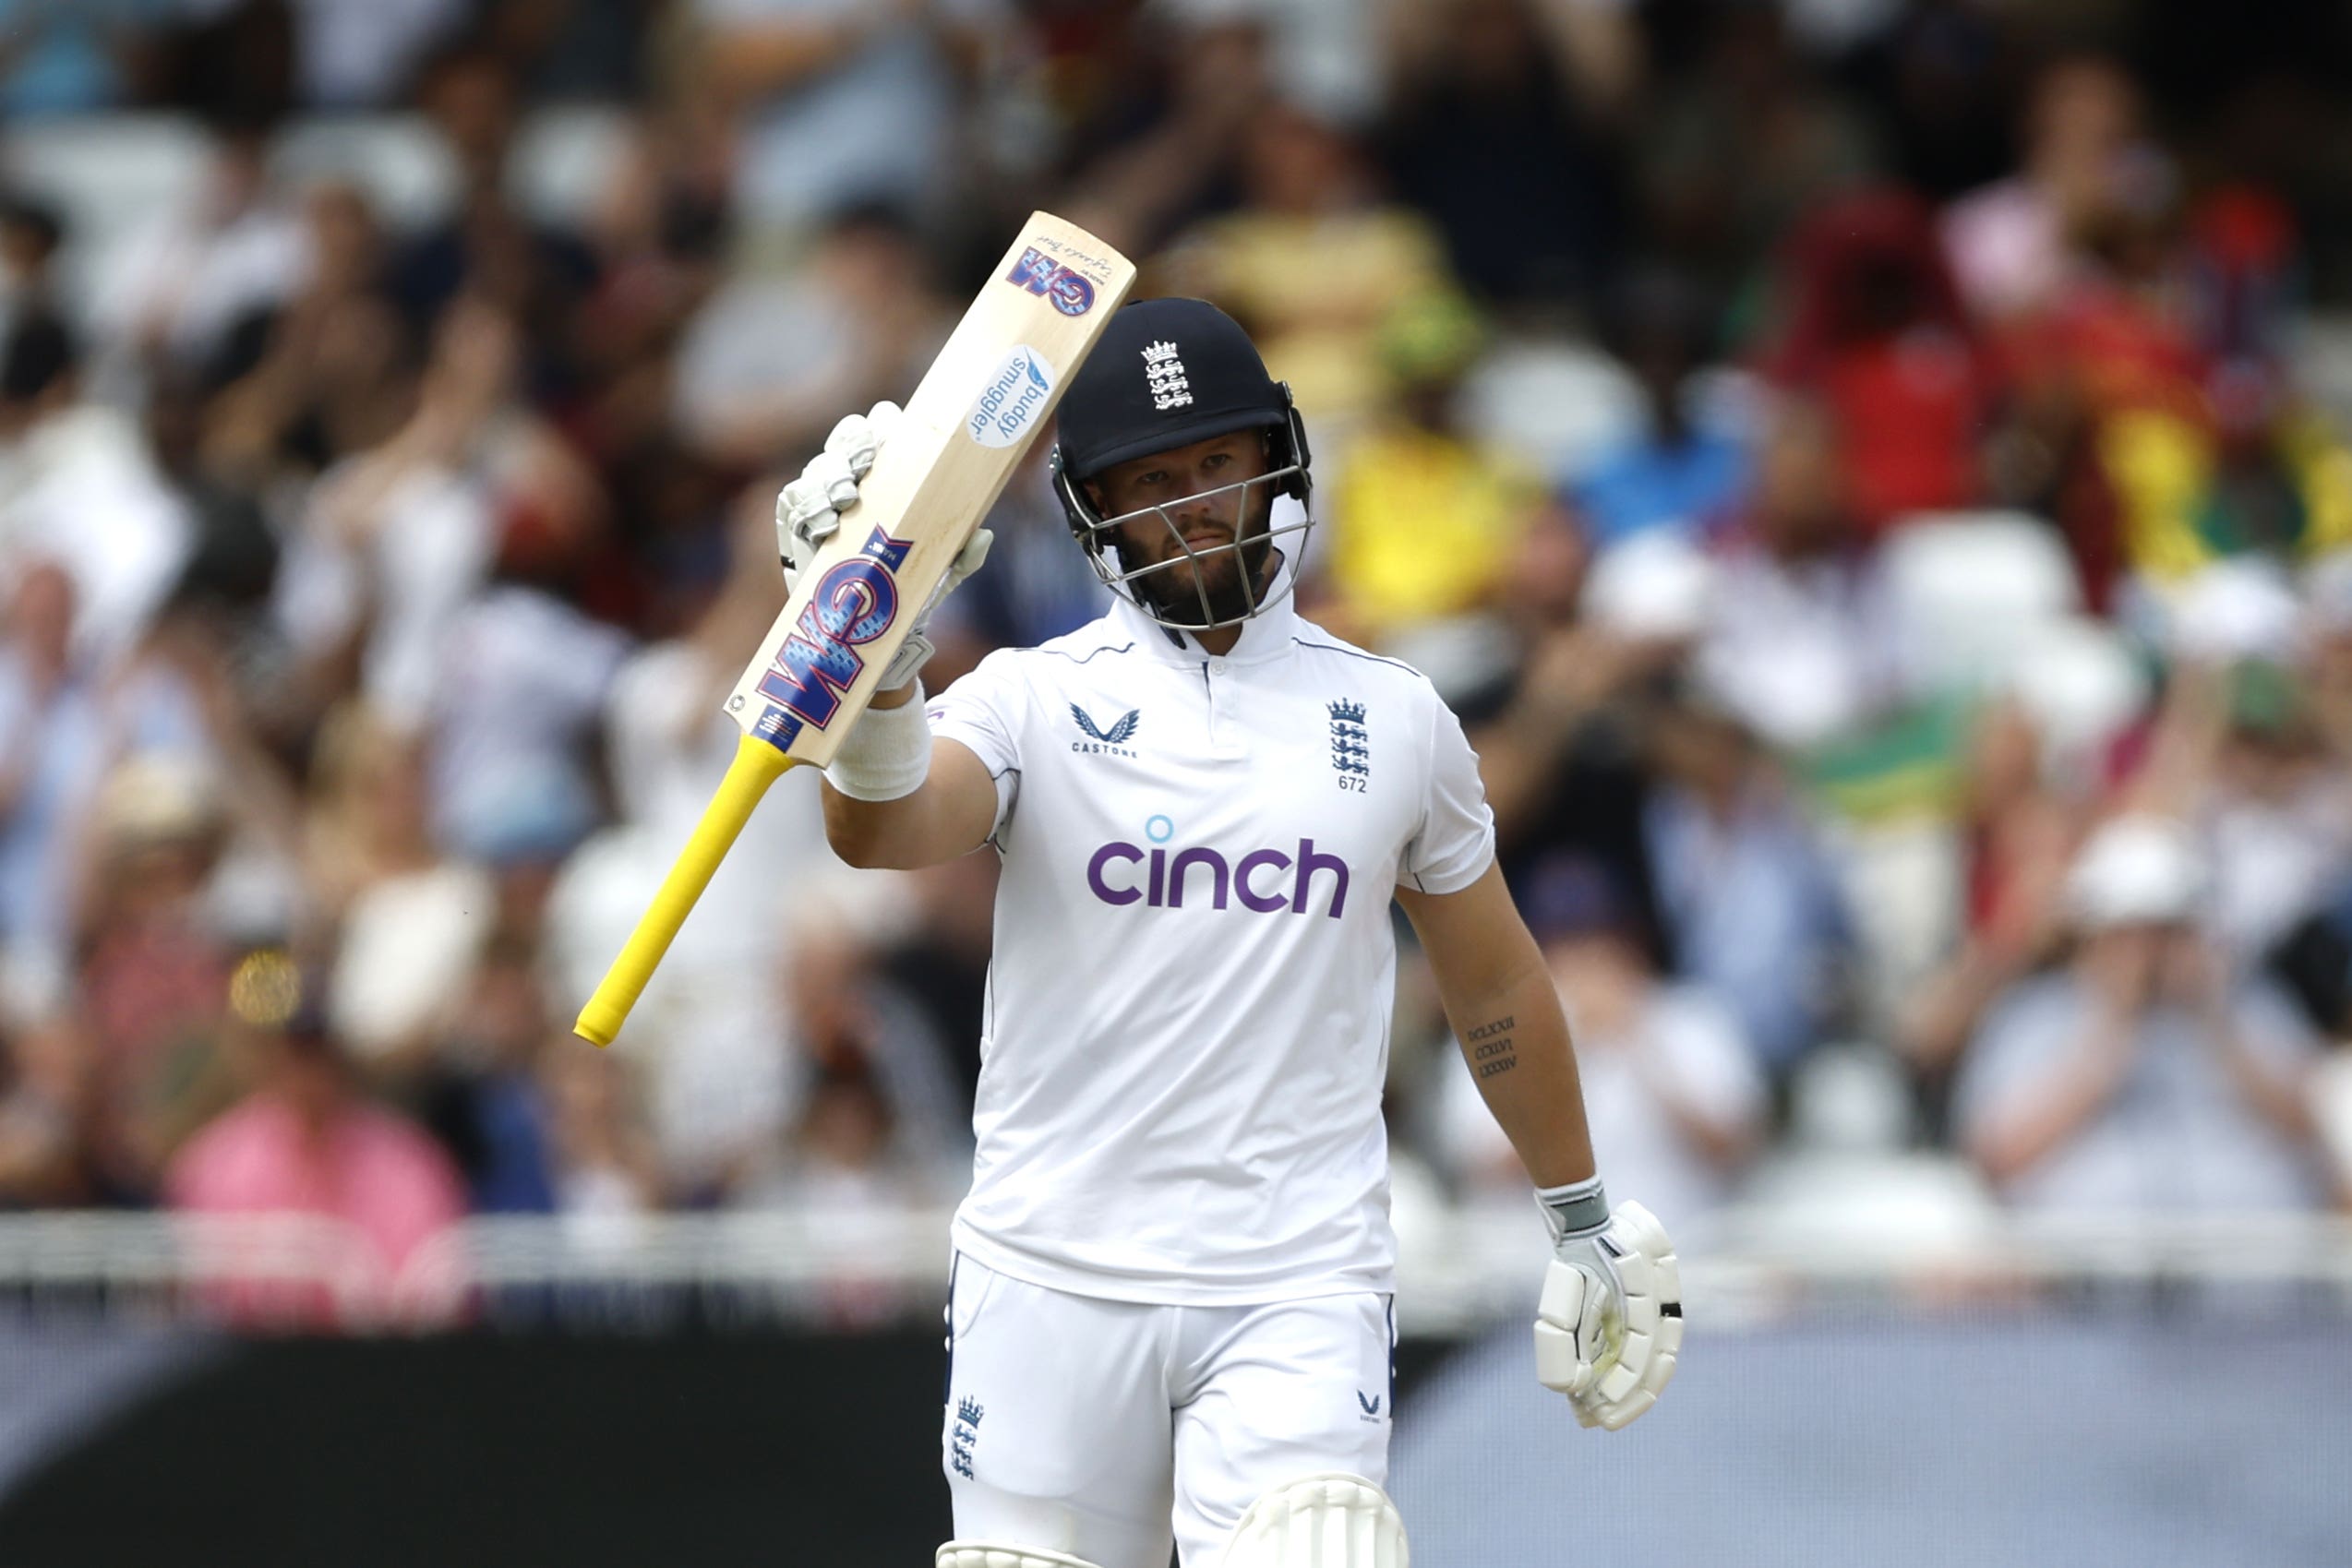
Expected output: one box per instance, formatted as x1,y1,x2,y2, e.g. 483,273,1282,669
1329,700,1369,787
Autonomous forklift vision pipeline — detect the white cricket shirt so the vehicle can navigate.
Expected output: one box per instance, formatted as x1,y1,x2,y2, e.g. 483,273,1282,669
927,576,1495,1304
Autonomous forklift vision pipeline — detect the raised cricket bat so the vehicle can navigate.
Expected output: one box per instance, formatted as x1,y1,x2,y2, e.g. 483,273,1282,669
574,212,1136,1047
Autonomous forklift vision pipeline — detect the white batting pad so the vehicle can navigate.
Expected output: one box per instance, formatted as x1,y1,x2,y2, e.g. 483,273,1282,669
1224,1472,1409,1567
937,1544,1104,1568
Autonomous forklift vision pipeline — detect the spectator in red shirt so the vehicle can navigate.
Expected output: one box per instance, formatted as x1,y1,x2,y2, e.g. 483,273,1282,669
1762,186,1995,536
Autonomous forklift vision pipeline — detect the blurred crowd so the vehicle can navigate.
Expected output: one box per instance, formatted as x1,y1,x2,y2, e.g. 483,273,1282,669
3,0,2352,1323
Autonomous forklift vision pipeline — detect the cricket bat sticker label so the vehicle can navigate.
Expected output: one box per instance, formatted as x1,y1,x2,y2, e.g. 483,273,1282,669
1003,245,1097,315
966,345,1057,449
750,524,916,750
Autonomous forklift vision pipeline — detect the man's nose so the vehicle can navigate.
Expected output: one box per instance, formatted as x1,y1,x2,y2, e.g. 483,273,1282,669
1168,473,1233,518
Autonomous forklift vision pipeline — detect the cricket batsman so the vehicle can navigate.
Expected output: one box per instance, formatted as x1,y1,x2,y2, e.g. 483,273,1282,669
777,297,1682,1568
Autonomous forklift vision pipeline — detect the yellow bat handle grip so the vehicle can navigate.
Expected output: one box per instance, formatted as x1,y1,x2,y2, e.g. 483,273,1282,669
574,734,798,1047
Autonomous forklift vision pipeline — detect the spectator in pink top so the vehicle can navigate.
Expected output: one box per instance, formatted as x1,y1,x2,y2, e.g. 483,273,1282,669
166,955,464,1329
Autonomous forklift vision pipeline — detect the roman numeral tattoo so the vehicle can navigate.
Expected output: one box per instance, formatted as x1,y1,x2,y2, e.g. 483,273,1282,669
1467,1014,1518,1079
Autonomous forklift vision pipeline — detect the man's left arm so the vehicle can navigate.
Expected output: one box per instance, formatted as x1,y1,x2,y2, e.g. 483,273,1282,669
1396,865,1595,1189
1398,863,1684,1430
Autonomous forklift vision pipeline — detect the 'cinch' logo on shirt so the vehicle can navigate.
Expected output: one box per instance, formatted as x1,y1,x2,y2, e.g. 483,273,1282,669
1086,838,1350,919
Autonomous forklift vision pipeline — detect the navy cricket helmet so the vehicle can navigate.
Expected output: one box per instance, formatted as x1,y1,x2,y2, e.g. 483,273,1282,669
1050,297,1314,629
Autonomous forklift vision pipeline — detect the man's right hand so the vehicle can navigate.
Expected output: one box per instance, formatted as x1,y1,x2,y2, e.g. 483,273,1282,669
778,401,902,593
775,401,993,697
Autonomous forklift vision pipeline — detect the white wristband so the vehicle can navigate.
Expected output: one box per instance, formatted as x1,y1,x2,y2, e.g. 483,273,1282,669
823,684,933,801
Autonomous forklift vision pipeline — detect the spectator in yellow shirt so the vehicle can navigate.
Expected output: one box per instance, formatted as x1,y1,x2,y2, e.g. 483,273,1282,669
1318,294,1550,646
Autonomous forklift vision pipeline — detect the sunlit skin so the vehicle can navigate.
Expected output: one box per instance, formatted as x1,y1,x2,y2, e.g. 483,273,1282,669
1087,430,1278,653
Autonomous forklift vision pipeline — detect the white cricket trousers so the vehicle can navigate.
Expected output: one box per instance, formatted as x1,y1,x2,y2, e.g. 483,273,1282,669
942,1253,1397,1568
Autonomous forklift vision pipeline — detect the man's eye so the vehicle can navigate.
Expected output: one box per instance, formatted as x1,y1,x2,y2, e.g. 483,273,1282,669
1136,472,1167,487
1202,453,1230,471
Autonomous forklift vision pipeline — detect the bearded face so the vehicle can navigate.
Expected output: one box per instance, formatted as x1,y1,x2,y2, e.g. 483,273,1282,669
1084,430,1295,628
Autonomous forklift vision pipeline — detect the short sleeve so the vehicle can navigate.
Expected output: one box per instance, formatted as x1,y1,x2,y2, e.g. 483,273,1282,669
926,650,1026,837
1399,690,1495,894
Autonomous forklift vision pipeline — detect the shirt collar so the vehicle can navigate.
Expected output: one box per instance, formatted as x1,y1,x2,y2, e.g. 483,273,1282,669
1108,550,1301,665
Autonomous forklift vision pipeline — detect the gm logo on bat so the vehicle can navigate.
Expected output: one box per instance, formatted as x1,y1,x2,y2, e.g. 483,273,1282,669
752,525,915,752
1004,246,1096,316
968,345,1056,449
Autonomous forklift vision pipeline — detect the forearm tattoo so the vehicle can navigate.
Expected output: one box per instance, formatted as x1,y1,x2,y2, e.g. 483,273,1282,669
1467,1014,1518,1079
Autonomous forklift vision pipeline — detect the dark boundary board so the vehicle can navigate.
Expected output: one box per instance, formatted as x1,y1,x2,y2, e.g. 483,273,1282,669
0,1329,1461,1567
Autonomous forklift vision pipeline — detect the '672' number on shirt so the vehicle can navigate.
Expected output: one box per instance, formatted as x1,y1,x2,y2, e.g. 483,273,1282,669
1336,775,1366,793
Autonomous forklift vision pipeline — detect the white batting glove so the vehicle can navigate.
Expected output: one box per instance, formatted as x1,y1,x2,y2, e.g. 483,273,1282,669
778,401,901,592
775,400,992,691
1533,1187,1682,1430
